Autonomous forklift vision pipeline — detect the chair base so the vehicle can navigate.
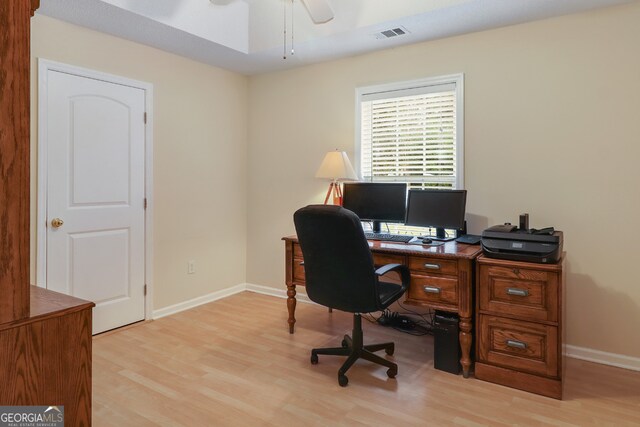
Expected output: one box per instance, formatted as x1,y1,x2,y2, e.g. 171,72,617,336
310,313,398,387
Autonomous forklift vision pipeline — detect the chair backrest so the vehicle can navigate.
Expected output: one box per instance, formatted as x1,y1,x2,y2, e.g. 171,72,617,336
293,205,380,313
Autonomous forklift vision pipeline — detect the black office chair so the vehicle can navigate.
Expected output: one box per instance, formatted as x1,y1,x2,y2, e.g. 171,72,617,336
293,205,410,386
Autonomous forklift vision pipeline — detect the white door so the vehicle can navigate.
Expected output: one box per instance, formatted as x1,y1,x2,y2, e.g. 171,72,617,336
44,70,146,334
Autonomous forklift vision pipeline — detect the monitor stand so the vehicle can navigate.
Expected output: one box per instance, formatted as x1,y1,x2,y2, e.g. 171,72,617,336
371,221,382,234
431,227,456,242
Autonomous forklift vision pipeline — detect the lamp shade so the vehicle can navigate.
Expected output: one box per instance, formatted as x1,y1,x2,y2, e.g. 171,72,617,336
315,150,357,181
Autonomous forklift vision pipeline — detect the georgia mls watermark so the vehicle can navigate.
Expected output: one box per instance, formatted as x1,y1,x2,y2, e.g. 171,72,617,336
0,406,63,427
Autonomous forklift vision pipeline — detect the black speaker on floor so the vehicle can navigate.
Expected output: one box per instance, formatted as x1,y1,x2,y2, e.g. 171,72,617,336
433,311,461,374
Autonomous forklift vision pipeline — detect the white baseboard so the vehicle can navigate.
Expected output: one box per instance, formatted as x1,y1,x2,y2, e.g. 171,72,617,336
152,283,246,319
564,345,640,372
151,282,312,320
245,282,313,304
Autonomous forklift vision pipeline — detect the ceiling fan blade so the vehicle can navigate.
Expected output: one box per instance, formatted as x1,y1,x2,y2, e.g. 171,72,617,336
300,0,334,24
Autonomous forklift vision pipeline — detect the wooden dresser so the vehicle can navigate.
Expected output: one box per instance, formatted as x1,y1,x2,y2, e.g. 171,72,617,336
475,255,565,399
0,287,94,424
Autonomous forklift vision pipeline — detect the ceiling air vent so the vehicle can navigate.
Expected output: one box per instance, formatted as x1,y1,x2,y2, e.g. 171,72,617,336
373,26,410,40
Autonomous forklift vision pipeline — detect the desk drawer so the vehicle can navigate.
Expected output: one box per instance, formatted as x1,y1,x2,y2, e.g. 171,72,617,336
408,256,457,275
292,258,306,285
293,243,303,259
407,273,458,306
478,315,558,378
479,265,558,322
373,253,405,267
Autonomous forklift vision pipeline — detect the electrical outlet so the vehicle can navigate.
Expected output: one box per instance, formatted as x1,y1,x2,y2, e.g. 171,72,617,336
188,260,196,274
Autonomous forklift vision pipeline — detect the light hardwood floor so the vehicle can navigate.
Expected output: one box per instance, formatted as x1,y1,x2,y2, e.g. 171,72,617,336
93,292,640,426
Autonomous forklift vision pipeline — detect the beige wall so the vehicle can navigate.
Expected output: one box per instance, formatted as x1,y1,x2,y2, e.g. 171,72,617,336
247,2,640,358
30,15,249,310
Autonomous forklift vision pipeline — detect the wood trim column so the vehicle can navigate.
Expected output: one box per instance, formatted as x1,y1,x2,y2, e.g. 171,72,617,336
31,0,40,16
0,0,35,323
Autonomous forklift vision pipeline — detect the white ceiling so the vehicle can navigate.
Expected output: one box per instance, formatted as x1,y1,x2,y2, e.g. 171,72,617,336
38,0,634,75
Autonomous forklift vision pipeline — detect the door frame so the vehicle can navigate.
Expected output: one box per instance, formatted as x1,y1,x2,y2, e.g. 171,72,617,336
36,58,155,320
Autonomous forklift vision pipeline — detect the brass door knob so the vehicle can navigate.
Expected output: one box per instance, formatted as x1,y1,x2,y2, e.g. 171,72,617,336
51,218,64,228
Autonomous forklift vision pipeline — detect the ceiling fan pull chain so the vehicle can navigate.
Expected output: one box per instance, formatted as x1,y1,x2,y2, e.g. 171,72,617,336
283,0,287,59
291,0,295,56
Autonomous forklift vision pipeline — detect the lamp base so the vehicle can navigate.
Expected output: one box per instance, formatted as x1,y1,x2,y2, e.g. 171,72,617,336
324,181,343,205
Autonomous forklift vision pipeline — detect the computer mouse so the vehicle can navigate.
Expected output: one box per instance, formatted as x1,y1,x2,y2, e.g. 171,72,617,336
422,238,433,244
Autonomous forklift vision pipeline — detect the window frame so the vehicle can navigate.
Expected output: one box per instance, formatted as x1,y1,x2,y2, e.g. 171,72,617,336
354,73,465,189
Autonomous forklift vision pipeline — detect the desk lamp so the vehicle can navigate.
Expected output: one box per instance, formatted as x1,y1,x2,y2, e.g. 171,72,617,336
315,150,357,205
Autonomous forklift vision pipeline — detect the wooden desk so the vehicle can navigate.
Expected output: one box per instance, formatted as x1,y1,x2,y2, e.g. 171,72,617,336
282,235,482,377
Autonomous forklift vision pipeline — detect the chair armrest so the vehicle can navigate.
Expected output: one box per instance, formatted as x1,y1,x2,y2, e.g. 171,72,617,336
375,263,410,287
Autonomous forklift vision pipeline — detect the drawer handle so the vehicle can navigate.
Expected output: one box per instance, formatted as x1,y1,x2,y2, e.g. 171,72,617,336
424,263,441,270
423,286,441,294
299,261,305,266
506,287,528,297
512,268,520,275
506,339,527,350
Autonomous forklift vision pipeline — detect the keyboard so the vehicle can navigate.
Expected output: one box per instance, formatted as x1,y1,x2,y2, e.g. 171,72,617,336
364,232,414,243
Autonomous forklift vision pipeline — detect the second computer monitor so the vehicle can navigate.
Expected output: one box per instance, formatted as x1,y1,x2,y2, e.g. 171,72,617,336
405,189,467,240
342,182,407,233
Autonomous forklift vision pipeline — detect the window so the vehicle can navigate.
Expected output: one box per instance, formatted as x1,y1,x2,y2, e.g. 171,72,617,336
355,74,464,236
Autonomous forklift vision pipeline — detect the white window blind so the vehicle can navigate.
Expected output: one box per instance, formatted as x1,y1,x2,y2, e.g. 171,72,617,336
360,82,458,188
356,76,464,236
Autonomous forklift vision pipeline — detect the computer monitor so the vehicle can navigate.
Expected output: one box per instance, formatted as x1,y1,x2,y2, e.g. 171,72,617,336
342,182,407,234
405,189,467,241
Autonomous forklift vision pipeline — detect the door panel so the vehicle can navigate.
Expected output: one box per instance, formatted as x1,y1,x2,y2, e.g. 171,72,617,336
45,70,146,334
70,229,130,303
71,96,131,205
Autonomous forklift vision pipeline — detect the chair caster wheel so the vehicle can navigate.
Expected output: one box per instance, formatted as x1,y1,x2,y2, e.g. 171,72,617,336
338,374,349,387
387,367,397,378
385,344,395,356
310,353,318,365
341,339,348,348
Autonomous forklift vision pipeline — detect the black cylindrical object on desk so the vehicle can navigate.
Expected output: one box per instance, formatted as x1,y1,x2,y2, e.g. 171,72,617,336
519,213,529,231
434,311,461,374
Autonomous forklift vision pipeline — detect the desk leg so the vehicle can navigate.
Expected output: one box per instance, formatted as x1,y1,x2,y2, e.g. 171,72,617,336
287,283,297,334
459,316,472,378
